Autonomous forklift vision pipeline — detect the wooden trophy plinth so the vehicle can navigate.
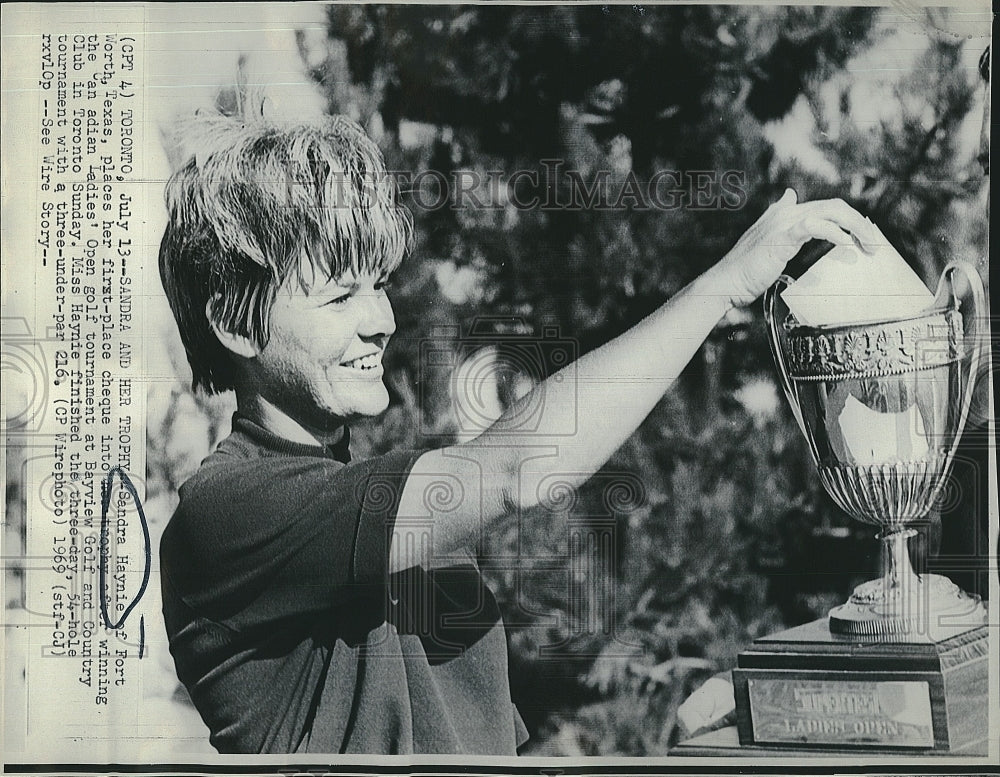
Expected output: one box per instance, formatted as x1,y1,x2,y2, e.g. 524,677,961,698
731,618,988,754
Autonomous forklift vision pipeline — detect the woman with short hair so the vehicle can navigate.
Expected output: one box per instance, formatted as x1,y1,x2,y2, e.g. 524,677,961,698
158,107,878,754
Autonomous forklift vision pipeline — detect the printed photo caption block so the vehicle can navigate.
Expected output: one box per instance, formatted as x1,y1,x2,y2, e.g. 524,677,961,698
3,5,151,762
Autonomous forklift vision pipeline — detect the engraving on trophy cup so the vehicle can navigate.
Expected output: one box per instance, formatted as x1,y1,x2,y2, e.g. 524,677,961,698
764,261,988,639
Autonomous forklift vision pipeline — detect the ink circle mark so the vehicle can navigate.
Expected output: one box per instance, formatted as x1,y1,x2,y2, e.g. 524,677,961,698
99,466,150,630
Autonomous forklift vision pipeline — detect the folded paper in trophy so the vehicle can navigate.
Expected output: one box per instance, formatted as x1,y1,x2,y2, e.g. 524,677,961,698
780,241,934,327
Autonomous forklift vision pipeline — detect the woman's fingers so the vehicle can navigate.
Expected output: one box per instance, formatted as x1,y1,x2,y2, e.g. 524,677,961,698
795,198,881,251
789,216,859,250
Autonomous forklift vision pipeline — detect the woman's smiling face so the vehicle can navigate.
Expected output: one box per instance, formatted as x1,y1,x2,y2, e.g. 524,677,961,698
248,266,397,434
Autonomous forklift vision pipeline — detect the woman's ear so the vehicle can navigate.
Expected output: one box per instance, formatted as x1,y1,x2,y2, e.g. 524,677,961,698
206,294,260,359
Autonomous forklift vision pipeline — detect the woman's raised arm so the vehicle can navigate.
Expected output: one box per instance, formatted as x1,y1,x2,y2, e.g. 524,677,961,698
390,191,880,573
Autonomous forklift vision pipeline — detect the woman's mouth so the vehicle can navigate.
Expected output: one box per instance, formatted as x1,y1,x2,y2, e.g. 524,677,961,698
341,353,382,372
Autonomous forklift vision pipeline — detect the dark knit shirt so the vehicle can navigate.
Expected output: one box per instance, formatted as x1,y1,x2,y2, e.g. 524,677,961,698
160,415,527,754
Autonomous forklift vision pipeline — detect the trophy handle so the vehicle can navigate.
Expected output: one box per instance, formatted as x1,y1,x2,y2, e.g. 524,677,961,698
763,276,818,461
936,260,986,464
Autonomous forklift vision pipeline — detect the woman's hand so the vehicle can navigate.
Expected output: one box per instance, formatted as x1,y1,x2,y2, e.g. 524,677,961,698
707,188,882,310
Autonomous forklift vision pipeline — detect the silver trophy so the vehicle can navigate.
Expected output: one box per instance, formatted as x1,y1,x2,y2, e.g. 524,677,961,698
764,260,987,639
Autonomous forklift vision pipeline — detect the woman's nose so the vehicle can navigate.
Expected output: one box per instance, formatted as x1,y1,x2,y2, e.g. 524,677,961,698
359,292,396,339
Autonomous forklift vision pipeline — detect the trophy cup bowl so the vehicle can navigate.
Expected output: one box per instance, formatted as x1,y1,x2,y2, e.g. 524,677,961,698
764,260,987,640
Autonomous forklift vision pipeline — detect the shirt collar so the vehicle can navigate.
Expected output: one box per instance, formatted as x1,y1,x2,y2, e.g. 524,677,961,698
232,413,352,463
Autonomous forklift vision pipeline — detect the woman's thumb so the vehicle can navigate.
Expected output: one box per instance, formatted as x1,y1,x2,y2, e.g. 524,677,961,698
767,188,797,212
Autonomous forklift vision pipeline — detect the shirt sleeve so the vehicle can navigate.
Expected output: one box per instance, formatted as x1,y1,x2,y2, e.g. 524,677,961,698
165,447,426,632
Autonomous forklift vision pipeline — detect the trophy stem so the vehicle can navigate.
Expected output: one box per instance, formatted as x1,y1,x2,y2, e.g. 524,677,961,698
879,527,921,594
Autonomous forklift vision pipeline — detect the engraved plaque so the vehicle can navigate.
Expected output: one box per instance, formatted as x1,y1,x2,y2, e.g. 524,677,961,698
748,679,934,747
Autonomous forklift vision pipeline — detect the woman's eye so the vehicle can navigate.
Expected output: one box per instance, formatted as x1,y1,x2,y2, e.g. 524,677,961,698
325,293,351,307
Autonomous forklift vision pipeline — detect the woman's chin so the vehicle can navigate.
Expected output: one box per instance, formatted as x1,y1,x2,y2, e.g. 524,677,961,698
346,389,391,421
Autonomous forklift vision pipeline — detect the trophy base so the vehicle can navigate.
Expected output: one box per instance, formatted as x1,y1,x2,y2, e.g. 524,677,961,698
732,618,987,753
829,573,988,640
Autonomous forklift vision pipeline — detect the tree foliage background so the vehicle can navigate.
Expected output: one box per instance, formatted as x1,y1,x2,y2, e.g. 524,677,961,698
143,4,990,756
